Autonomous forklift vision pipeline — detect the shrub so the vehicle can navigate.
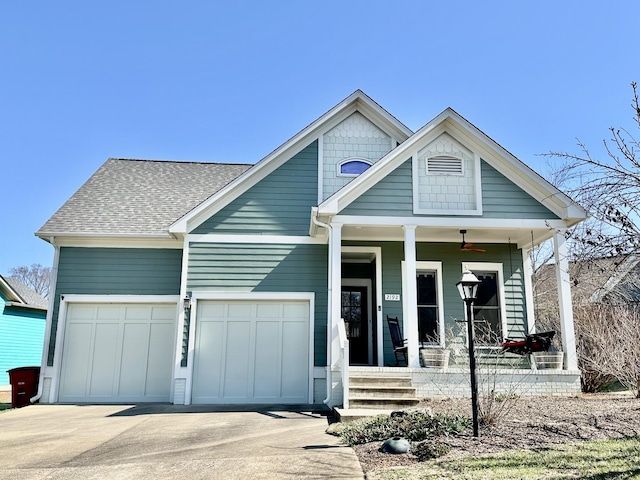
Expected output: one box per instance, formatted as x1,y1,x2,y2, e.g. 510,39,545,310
339,411,470,446
413,440,452,460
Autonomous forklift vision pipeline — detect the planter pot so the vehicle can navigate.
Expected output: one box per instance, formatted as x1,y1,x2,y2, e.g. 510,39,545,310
420,348,450,368
533,351,564,369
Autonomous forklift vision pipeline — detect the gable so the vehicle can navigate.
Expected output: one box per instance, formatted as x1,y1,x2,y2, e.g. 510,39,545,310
340,158,558,220
193,142,319,236
322,112,393,201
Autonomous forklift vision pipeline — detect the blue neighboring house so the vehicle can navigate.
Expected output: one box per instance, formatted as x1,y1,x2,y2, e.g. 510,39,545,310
0,275,47,389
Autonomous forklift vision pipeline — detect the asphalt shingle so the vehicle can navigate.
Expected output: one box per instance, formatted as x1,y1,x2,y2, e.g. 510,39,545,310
37,159,252,237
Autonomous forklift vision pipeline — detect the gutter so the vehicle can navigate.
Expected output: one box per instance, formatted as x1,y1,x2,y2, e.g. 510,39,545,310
31,238,60,404
311,208,333,407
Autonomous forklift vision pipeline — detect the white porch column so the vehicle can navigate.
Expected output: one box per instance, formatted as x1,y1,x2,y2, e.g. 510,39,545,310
553,232,578,370
402,225,420,368
522,248,537,335
329,223,343,368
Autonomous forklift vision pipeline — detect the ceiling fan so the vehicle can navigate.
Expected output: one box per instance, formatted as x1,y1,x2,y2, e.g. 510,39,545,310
459,229,486,253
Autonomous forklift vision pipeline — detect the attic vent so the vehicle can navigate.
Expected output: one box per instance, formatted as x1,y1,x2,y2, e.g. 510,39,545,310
426,156,463,175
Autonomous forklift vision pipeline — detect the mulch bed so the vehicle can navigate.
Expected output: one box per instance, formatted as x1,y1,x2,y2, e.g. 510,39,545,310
353,393,640,474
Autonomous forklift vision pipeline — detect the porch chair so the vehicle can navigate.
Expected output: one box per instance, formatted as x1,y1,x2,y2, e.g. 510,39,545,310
386,316,408,366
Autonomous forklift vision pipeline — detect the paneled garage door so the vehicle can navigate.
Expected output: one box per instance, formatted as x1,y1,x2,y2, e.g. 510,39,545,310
191,300,310,404
58,303,176,403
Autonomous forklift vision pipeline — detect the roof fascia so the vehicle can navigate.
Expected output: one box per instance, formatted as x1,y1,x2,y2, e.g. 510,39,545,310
0,275,25,304
441,110,587,222
5,301,47,313
319,108,587,223
170,90,414,234
36,234,183,249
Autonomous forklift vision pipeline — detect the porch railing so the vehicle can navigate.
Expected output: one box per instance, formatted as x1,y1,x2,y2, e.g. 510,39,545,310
338,318,349,409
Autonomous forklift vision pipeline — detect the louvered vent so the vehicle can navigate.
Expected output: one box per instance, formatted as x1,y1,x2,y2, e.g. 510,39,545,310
427,156,463,175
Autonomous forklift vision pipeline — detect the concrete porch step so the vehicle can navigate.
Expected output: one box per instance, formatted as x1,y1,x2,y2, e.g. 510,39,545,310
333,407,393,423
349,376,413,387
349,386,417,399
348,397,421,410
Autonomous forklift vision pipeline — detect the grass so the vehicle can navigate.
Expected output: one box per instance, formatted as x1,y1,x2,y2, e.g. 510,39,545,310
375,436,640,480
0,403,12,412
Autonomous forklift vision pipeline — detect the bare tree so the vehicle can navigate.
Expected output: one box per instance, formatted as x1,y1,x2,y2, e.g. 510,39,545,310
8,263,51,299
545,81,640,259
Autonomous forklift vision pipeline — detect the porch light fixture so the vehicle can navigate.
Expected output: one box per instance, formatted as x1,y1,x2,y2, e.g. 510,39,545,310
183,296,191,312
456,269,481,438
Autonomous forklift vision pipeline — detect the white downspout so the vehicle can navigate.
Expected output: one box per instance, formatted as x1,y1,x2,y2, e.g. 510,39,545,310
312,208,333,406
31,237,60,404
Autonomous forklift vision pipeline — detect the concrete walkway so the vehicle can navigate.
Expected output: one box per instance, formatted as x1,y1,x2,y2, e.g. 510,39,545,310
0,404,364,480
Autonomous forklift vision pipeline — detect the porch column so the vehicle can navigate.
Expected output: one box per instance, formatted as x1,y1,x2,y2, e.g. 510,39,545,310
522,248,537,335
553,231,578,370
403,225,420,368
329,223,343,368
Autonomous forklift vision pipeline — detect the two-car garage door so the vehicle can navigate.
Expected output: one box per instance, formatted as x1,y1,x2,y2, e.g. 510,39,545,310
191,300,310,404
58,303,176,403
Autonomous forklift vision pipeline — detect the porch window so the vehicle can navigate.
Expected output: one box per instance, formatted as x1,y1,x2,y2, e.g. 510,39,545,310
464,263,507,345
413,261,444,347
417,271,439,345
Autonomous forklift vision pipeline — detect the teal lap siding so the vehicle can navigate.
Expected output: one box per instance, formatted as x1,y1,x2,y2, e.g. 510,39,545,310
47,247,183,365
193,142,319,235
187,242,328,366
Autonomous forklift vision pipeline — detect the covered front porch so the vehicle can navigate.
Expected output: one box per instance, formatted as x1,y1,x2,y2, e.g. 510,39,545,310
319,219,580,408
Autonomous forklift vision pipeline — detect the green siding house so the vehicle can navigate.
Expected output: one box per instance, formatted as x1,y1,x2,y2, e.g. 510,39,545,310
34,91,587,408
0,276,47,391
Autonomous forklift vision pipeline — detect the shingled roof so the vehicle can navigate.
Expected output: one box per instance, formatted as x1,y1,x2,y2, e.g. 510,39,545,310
37,159,252,238
1,275,48,310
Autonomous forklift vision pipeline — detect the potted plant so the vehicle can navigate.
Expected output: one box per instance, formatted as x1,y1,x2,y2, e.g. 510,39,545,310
532,348,564,369
419,347,451,368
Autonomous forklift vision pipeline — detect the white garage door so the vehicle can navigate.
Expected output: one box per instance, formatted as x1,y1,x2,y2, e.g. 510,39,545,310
192,300,310,404
58,303,176,403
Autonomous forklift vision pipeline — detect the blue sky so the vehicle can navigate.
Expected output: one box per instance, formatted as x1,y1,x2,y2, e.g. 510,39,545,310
1,1,639,274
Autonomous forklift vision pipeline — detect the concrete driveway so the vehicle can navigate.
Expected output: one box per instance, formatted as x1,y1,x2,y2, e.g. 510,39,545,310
0,404,363,480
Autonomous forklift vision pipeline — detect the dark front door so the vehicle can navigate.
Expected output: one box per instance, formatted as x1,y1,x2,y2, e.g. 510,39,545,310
341,286,368,364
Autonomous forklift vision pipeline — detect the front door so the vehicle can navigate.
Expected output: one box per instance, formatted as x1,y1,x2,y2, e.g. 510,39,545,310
341,286,368,364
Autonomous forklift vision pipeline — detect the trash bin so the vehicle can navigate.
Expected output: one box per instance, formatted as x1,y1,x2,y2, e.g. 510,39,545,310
7,366,40,408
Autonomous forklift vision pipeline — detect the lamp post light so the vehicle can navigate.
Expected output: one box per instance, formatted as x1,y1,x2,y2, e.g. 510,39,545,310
456,269,482,438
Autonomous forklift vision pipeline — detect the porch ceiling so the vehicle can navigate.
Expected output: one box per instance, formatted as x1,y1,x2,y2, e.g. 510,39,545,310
340,224,554,249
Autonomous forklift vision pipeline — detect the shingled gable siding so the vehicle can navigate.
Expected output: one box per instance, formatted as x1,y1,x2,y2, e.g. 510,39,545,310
186,242,328,366
343,241,527,365
340,159,559,219
193,141,319,235
47,247,182,365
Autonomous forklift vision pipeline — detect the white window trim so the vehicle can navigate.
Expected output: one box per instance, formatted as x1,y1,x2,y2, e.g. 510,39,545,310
337,157,373,177
402,261,445,349
462,262,508,345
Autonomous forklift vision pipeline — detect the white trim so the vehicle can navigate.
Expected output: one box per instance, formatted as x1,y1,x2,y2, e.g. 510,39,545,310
402,261,445,348
337,157,373,177
318,135,324,205
522,248,536,335
342,278,373,365
333,216,569,230
51,294,180,404
553,232,578,370
42,237,183,249
318,108,586,224
173,237,191,403
41,242,60,404
342,246,383,366
184,292,315,405
186,234,326,244
461,262,508,343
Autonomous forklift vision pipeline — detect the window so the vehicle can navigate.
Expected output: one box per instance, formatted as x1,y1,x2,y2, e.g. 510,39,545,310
408,261,444,347
338,159,372,176
464,263,507,345
417,270,439,345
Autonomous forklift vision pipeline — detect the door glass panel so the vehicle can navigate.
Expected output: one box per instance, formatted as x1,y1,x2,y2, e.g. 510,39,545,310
416,271,439,345
472,271,502,344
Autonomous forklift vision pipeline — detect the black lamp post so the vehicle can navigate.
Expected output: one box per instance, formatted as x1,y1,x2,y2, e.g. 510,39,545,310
456,269,482,437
